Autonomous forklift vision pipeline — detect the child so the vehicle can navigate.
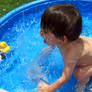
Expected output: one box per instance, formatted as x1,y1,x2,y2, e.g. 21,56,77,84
39,3,92,92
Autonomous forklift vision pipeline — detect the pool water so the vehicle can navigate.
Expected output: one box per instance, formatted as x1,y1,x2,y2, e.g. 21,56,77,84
0,1,92,92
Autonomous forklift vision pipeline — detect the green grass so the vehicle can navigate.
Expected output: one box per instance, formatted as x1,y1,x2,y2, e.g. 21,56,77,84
0,0,35,18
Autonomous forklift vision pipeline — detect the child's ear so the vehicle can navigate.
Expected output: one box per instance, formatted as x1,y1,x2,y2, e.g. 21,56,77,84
62,36,68,44
40,29,43,36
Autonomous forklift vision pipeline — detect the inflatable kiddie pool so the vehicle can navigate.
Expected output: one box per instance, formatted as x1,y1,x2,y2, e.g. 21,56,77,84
0,0,92,92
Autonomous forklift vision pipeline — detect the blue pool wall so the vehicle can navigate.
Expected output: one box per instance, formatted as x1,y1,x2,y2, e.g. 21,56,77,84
0,0,92,92
0,0,92,40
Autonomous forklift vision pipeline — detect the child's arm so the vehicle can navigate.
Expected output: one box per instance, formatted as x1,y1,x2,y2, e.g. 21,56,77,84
48,48,79,92
38,61,76,92
38,48,79,92
49,61,76,91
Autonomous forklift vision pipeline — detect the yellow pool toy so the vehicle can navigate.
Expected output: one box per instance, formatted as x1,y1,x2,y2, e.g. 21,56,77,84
0,41,11,52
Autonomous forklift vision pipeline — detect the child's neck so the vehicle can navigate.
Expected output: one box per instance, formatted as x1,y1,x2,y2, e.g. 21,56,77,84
57,41,70,51
58,37,81,52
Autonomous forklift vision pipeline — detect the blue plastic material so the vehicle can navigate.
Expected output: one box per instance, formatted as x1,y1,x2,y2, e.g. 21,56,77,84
0,0,92,92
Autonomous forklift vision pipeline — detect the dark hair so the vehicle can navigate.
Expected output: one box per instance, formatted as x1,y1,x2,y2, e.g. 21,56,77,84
41,3,82,41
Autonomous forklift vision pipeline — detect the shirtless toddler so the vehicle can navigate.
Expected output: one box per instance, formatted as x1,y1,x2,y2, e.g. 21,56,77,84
39,3,92,92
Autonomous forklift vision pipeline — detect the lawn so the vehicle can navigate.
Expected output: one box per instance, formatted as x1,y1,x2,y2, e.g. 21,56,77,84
0,0,35,18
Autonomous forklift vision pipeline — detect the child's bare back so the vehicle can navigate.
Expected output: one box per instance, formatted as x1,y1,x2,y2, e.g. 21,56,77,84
77,36,92,66
62,35,92,84
64,35,92,66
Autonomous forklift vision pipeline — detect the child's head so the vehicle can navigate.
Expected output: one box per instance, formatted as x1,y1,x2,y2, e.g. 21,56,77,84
40,3,82,45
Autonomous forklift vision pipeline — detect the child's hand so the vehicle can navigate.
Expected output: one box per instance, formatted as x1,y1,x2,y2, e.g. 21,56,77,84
38,81,54,92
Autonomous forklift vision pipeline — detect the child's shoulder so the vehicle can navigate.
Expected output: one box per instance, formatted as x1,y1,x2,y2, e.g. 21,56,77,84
77,36,92,57
64,36,91,60
63,36,92,64
80,35,92,42
63,39,82,61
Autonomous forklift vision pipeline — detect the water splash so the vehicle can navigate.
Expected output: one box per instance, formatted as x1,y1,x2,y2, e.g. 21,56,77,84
75,81,86,92
27,45,54,84
86,78,92,92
